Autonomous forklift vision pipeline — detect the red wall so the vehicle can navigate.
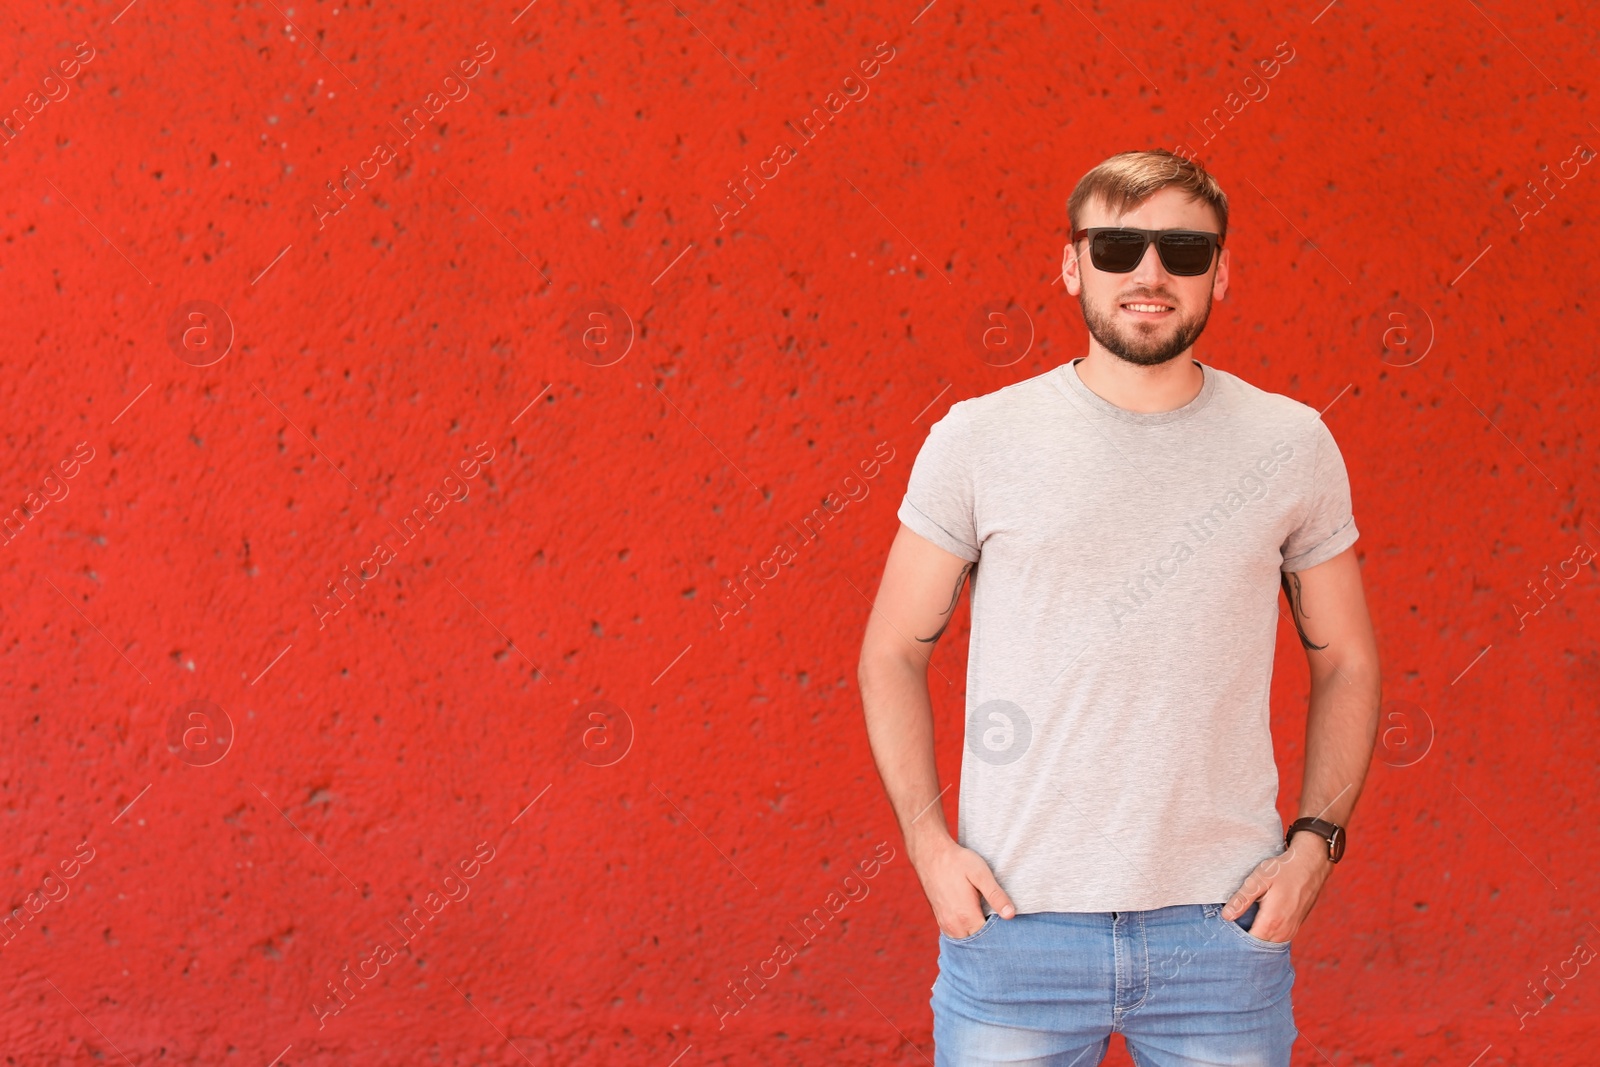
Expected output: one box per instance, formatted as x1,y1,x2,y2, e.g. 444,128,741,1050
2,0,1597,1063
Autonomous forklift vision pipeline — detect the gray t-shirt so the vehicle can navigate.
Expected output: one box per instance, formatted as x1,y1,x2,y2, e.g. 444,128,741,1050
897,356,1359,913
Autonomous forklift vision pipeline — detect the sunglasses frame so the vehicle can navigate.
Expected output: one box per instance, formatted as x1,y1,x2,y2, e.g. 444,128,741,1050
1070,227,1223,277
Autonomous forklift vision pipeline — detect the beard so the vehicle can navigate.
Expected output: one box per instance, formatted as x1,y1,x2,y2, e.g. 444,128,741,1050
1078,286,1213,367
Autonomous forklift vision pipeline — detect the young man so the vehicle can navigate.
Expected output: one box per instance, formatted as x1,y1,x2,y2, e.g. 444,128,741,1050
857,149,1381,1066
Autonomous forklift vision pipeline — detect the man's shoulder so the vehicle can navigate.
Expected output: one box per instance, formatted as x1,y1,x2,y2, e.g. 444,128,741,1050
1207,363,1326,430
939,365,1063,428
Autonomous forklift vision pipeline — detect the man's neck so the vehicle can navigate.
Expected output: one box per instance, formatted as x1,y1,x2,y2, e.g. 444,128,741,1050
1072,352,1204,414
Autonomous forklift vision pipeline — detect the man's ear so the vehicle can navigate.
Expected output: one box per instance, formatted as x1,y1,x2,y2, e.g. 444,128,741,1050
1061,242,1081,295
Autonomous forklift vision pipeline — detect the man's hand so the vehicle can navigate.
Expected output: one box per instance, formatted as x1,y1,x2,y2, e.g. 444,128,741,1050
1219,831,1334,943
912,834,1017,939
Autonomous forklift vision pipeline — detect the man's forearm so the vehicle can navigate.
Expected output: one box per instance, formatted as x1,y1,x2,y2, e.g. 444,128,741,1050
858,654,955,862
1296,659,1382,834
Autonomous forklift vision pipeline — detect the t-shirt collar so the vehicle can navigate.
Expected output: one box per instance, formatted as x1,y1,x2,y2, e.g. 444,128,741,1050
1052,356,1216,425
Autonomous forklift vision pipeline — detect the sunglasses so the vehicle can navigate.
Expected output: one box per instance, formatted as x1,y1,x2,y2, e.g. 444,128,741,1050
1071,227,1222,277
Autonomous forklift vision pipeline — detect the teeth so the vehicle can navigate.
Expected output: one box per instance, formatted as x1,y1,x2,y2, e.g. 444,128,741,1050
1124,303,1172,312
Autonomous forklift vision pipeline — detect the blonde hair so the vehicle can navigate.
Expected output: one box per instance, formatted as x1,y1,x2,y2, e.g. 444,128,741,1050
1067,149,1229,246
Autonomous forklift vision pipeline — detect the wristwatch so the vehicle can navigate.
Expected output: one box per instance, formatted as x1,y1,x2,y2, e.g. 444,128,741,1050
1285,817,1345,863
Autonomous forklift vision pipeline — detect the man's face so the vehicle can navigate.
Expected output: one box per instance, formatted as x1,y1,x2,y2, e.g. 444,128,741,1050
1062,186,1230,368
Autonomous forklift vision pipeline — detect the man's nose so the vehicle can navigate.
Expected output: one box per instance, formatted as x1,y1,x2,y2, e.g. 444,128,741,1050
1130,241,1171,283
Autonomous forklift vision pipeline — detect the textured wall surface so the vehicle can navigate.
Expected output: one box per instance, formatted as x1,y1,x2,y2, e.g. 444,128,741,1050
2,0,1598,1063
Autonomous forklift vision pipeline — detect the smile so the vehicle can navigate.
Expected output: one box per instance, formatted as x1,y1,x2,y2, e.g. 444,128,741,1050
1121,302,1174,317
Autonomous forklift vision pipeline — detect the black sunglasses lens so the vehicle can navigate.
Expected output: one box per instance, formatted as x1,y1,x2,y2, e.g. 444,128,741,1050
1157,232,1213,275
1090,230,1146,272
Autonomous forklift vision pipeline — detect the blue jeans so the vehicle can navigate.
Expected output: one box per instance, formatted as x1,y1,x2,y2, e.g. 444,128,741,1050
931,901,1297,1066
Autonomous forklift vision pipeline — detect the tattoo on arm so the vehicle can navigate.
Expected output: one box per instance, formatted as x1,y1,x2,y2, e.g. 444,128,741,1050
917,562,975,644
1280,571,1327,652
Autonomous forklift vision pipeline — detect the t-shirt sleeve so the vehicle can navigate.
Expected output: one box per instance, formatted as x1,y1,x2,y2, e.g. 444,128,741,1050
897,406,982,562
1280,417,1359,573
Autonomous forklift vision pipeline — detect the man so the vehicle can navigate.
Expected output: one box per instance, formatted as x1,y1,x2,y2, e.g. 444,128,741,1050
856,149,1381,1066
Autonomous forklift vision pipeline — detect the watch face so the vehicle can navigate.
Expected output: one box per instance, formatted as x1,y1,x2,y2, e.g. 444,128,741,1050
1329,826,1345,862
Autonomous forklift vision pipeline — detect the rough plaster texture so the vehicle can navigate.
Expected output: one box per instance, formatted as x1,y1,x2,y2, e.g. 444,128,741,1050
1,0,1598,1064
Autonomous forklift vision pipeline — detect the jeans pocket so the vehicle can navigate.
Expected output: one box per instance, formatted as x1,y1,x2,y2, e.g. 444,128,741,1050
942,912,1000,945
1216,901,1292,950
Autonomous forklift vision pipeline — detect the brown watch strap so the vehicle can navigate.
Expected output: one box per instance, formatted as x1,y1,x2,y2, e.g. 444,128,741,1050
1285,817,1345,862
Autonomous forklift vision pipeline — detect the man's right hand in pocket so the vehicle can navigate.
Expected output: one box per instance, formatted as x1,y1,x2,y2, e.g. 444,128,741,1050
912,835,1017,938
